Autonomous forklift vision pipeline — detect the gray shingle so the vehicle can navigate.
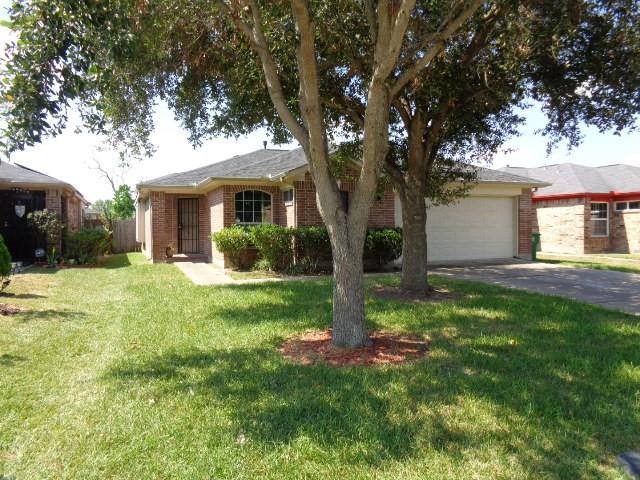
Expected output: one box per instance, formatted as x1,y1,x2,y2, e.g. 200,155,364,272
0,161,67,185
139,148,307,187
140,147,547,188
500,163,640,195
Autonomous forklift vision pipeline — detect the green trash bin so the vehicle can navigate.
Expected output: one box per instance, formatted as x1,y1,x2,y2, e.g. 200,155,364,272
531,232,541,261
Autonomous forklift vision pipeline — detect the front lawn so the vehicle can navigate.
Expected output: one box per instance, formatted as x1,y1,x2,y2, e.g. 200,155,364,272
1,253,638,479
537,252,640,274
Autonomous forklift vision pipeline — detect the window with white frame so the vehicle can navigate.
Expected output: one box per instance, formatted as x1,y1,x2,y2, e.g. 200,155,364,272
234,190,272,224
590,202,609,237
282,189,294,204
615,200,640,212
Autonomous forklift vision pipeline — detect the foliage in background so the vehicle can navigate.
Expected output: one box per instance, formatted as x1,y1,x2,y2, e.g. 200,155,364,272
26,209,64,247
249,225,294,272
65,229,111,264
111,185,135,219
92,199,116,232
364,228,403,268
292,227,332,273
0,233,11,292
210,226,252,269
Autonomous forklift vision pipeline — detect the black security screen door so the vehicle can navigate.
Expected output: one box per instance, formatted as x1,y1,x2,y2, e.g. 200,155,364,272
0,189,46,260
178,198,199,254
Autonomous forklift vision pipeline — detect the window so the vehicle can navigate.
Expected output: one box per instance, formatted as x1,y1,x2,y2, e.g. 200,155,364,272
282,189,294,204
590,202,608,237
234,190,272,224
615,201,640,212
340,191,349,213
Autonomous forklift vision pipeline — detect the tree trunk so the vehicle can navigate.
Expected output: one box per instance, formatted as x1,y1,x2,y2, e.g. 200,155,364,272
330,232,371,348
400,185,429,293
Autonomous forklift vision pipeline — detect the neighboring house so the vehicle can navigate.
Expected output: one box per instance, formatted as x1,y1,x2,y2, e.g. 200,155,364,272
137,147,546,266
501,163,640,254
0,161,88,260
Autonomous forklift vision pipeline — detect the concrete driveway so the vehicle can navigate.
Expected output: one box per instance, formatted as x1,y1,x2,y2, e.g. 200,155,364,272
432,262,640,315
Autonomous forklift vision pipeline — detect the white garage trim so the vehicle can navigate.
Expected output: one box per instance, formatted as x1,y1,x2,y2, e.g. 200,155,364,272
394,185,523,263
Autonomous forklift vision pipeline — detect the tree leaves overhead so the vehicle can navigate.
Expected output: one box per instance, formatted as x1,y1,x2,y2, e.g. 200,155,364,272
0,0,638,160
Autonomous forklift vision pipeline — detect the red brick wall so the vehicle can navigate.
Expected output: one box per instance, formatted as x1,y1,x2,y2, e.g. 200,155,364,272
518,189,532,257
150,192,211,262
293,173,395,228
221,185,286,227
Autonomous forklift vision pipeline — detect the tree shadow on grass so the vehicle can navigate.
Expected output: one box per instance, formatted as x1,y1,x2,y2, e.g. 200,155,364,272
0,293,47,299
107,277,640,476
14,309,85,323
0,354,27,366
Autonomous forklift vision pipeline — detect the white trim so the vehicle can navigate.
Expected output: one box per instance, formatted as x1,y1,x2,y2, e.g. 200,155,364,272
615,200,640,212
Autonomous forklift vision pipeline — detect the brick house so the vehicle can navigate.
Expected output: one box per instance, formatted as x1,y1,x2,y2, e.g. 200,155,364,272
0,161,88,260
501,163,640,254
136,148,545,266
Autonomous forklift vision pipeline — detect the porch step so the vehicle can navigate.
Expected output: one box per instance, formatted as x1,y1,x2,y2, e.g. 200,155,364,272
167,254,208,263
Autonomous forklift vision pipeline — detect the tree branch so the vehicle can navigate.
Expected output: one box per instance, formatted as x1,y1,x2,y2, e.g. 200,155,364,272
216,0,309,147
390,0,485,96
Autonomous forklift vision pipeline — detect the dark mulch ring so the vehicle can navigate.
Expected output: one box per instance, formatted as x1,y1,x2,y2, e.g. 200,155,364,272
0,303,26,316
370,284,466,303
279,329,429,367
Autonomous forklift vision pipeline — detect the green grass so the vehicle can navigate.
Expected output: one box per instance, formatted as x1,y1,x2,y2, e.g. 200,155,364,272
537,253,640,274
1,253,639,479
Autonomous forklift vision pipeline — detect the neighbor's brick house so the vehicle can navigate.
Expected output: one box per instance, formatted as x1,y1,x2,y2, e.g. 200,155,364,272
0,161,87,260
501,164,640,254
137,148,543,266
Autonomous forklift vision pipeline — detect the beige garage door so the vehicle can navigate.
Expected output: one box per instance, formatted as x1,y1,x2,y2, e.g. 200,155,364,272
426,196,516,262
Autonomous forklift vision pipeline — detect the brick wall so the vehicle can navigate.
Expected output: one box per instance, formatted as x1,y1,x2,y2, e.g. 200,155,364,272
612,211,640,253
534,197,587,254
517,189,532,257
293,173,395,228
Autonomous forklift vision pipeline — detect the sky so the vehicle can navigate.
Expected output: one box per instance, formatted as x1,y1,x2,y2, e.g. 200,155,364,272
0,3,638,203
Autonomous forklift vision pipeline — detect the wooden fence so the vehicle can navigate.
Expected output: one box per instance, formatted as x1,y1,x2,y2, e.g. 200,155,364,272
112,218,139,253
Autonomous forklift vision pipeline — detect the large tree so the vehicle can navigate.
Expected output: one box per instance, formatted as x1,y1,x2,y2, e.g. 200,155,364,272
1,0,639,343
385,0,640,292
0,0,482,347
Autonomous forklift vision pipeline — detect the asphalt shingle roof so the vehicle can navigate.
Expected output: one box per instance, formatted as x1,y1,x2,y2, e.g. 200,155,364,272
140,148,547,188
500,163,640,195
0,161,68,185
139,148,307,187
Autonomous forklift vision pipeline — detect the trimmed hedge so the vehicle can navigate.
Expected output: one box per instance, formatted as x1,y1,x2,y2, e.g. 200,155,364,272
210,225,251,268
211,225,402,272
65,229,111,264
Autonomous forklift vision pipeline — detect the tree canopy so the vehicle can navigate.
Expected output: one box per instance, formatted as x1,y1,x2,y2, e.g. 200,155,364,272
1,0,639,344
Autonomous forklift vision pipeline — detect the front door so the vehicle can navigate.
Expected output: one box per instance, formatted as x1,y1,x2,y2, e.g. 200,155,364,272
177,198,199,254
0,189,46,260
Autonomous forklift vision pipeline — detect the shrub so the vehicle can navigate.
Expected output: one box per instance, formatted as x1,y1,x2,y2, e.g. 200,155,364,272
292,227,331,272
249,224,294,271
364,228,403,267
210,226,252,269
65,229,111,264
27,209,64,247
0,234,11,292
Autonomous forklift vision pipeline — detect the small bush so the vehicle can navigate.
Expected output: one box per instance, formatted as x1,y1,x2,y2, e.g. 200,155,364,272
292,227,331,272
65,229,110,264
364,228,403,267
211,226,252,269
249,224,294,271
0,234,11,292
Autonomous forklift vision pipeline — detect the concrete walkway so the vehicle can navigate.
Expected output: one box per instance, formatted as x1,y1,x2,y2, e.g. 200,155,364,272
173,262,235,286
433,262,640,315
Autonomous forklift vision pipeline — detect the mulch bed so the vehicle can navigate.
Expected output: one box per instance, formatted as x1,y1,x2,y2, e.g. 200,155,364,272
279,329,429,367
370,284,465,303
0,303,26,316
